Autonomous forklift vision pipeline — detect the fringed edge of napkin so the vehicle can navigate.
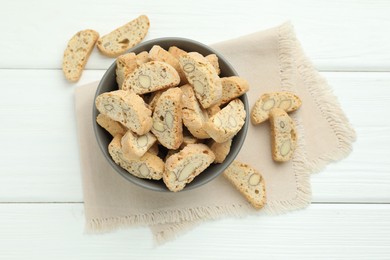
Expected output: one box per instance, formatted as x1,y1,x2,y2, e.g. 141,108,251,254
85,203,255,233
151,221,202,245
261,22,313,215
281,22,356,174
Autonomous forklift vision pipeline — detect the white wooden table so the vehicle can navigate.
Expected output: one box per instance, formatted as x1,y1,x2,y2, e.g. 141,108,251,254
0,1,389,259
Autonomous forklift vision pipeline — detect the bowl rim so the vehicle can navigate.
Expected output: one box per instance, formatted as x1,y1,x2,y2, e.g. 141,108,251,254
93,37,249,192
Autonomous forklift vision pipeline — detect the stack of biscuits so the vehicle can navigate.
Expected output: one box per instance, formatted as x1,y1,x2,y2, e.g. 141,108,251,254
95,45,249,192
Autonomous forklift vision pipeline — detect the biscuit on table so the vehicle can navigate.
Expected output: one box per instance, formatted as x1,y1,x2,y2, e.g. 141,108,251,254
163,144,215,192
108,134,164,180
95,90,152,135
269,108,297,162
151,88,183,150
62,29,99,82
122,61,180,94
223,161,266,209
251,92,302,125
97,15,150,57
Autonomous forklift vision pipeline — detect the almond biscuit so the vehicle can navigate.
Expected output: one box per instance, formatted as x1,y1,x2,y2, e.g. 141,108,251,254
62,29,99,82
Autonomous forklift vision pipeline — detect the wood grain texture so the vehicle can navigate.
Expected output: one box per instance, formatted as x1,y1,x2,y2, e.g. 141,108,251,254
0,203,388,259
0,0,389,71
0,70,388,203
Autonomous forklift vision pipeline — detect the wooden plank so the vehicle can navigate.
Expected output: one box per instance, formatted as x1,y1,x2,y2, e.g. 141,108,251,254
0,0,389,71
0,203,388,259
0,70,389,202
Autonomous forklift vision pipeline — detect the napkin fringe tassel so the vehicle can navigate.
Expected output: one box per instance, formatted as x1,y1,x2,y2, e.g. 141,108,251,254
86,204,254,234
279,22,356,175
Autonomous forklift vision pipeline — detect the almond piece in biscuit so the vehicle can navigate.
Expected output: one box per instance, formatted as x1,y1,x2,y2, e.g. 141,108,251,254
96,114,127,136
251,92,302,125
108,134,164,180
151,88,183,149
181,84,210,139
223,161,266,209
121,130,157,159
97,15,150,57
163,144,215,192
179,52,222,109
62,29,99,82
204,99,246,143
95,90,152,135
269,108,297,162
122,61,180,94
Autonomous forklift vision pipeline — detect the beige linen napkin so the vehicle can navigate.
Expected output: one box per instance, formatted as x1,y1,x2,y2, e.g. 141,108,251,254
74,23,355,243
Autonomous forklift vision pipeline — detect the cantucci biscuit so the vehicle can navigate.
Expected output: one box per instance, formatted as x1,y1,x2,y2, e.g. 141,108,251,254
269,108,297,162
223,161,266,209
148,142,159,156
181,84,210,139
181,133,199,147
116,53,138,89
206,105,221,117
97,15,150,57
95,90,152,135
136,51,150,64
151,88,183,149
108,134,164,180
179,52,222,109
205,54,221,75
218,76,249,106
62,29,99,82
148,90,164,111
121,130,157,159
251,92,302,125
122,61,180,94
96,114,127,136
209,138,232,163
204,99,246,143
168,46,187,59
149,45,187,83
163,144,215,192
169,47,221,78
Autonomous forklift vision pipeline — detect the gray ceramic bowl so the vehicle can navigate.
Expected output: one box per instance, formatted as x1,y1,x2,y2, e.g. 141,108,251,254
93,37,249,192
